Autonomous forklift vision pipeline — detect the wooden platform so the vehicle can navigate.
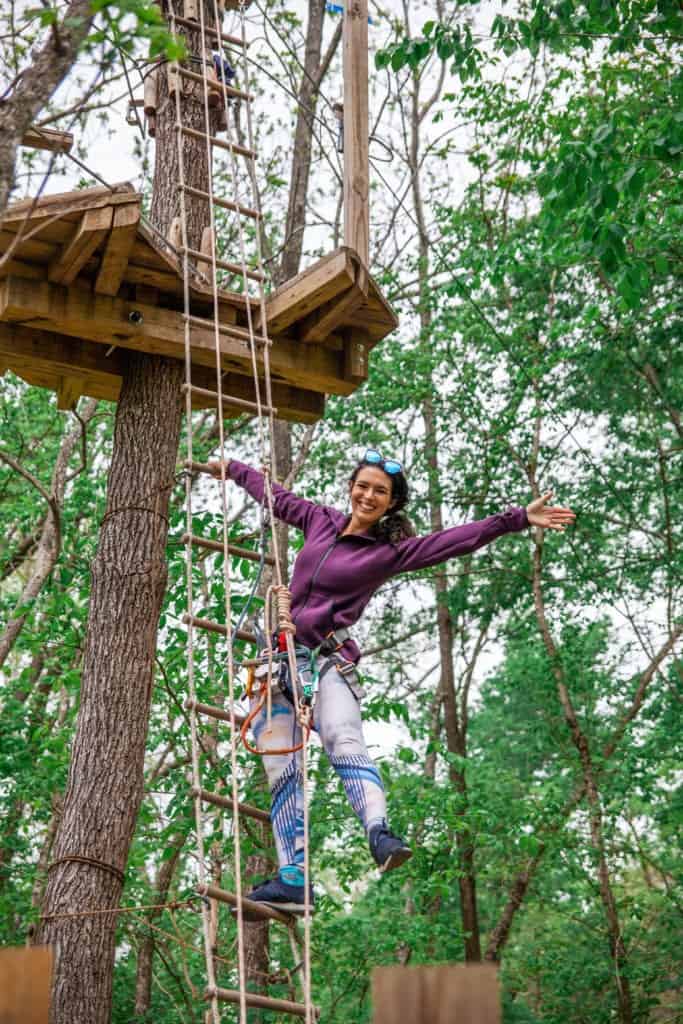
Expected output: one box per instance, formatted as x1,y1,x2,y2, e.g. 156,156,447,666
0,185,397,422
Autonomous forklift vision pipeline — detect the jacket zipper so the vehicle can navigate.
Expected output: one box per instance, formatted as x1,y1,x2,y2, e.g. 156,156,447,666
298,538,339,615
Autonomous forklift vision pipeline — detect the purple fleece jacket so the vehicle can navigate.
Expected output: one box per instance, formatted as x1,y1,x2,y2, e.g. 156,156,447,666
228,460,528,663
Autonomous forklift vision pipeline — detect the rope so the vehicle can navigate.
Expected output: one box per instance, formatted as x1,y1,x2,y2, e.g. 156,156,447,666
168,0,316,1018
47,855,124,884
40,897,200,922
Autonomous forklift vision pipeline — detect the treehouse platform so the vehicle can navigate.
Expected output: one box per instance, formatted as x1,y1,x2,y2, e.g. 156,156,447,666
0,183,397,423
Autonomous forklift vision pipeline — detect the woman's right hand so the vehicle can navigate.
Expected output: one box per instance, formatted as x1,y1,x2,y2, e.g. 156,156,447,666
207,460,231,479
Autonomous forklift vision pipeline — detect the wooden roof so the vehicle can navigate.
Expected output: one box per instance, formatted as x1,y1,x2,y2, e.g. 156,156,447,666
0,184,398,421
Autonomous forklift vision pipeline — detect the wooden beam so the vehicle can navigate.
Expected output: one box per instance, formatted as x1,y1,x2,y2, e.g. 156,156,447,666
21,127,74,153
299,261,369,343
344,328,370,384
262,248,356,334
0,275,354,397
371,965,500,1024
1,183,136,227
343,0,369,265
95,202,141,296
56,374,86,411
48,206,114,286
0,322,325,422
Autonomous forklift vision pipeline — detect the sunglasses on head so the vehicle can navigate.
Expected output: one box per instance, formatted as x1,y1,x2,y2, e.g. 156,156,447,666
362,449,402,475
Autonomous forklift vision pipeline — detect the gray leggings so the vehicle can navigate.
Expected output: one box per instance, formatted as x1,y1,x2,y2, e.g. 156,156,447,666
251,656,387,869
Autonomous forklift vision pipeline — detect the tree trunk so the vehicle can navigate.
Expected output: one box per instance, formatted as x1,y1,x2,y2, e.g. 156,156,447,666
35,6,216,1019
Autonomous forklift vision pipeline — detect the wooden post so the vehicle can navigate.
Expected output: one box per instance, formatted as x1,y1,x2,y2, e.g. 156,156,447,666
343,0,369,265
371,965,500,1024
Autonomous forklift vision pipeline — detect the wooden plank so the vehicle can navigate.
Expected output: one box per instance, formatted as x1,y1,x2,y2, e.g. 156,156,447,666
263,248,356,334
344,328,370,384
0,946,53,1024
0,322,325,422
198,884,292,926
211,987,314,1019
0,276,355,397
48,206,114,285
56,374,86,410
343,0,369,264
371,965,500,1024
1,183,137,226
95,202,141,296
299,261,369,343
21,127,74,153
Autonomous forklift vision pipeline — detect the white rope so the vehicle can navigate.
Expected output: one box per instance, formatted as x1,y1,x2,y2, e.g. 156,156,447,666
172,0,315,1017
214,3,315,1018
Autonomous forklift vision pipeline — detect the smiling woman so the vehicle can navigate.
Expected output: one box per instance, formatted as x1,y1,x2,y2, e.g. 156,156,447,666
208,450,574,916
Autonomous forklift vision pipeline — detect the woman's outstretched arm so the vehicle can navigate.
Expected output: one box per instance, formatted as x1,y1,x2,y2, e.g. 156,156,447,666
207,459,322,534
390,492,574,575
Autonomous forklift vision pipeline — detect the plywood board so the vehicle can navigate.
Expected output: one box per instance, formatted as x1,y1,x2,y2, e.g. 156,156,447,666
371,965,500,1024
0,946,53,1024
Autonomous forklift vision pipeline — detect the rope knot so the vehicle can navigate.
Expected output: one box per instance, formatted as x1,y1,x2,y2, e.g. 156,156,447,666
273,584,296,636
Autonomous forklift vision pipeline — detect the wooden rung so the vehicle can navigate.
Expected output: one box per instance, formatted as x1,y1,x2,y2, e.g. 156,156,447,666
209,986,316,1018
177,65,252,102
185,313,268,345
183,613,256,645
172,13,249,49
182,385,277,419
21,127,74,153
179,125,256,160
198,883,292,925
185,698,246,726
178,183,260,221
182,531,275,564
181,245,264,283
192,787,271,824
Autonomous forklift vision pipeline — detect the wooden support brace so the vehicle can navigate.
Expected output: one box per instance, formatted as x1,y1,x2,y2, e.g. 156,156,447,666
344,328,370,384
21,127,74,154
48,205,113,286
95,202,141,296
143,67,158,116
56,374,85,411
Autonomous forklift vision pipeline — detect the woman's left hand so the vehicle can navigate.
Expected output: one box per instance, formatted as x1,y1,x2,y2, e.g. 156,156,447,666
526,491,576,531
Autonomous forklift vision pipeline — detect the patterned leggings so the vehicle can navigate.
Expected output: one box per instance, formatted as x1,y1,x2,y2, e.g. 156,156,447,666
251,655,387,869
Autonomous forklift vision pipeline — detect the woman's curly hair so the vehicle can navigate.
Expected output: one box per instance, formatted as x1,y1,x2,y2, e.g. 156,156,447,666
349,459,416,545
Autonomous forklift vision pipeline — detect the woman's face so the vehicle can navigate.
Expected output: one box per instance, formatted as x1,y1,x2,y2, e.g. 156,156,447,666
348,466,394,529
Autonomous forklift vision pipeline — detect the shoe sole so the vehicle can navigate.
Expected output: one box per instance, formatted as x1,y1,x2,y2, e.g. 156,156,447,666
232,901,314,921
380,846,413,874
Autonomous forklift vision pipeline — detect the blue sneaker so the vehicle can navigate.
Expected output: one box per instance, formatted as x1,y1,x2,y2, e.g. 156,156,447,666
241,868,314,920
369,823,412,873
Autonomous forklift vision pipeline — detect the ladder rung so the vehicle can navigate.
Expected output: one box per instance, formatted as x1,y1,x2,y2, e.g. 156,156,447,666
193,786,271,824
185,698,246,726
183,613,256,645
185,313,268,346
198,883,292,925
182,531,275,565
182,384,276,418
177,65,252,102
179,182,260,221
182,245,264,283
208,986,317,1018
172,14,249,49
179,124,255,160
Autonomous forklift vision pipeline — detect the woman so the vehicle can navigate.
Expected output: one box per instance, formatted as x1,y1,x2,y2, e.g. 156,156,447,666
209,450,574,915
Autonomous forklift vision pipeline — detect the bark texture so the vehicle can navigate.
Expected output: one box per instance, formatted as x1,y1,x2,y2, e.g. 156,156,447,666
0,0,95,216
